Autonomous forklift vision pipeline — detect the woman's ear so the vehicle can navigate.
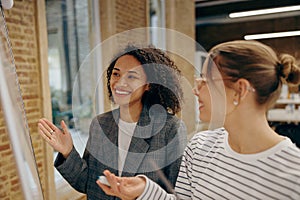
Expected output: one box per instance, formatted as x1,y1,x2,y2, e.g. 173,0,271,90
145,83,150,91
236,78,252,101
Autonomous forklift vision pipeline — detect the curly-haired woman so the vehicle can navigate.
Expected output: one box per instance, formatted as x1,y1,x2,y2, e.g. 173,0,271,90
38,44,187,199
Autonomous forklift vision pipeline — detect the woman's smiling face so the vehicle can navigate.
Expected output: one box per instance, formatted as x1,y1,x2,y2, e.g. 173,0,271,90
193,56,227,124
110,55,149,108
193,62,212,122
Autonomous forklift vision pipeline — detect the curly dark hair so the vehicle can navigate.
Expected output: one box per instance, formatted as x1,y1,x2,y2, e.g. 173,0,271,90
106,44,183,114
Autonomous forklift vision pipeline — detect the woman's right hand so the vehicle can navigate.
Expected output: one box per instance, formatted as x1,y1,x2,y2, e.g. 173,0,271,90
38,118,73,158
97,170,146,200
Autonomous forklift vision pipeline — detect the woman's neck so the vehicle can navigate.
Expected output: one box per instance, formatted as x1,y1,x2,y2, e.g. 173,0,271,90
119,103,143,123
224,109,283,154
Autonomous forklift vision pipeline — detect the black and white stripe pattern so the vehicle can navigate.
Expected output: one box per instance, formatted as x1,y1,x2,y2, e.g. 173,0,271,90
137,128,300,200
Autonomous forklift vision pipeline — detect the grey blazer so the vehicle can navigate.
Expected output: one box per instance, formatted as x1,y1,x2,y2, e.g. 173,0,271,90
55,106,187,200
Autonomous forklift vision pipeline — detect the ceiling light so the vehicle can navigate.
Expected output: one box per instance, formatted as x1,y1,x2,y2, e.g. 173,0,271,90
244,30,300,40
229,5,300,18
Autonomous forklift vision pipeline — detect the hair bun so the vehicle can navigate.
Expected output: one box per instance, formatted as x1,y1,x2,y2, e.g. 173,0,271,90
278,54,300,85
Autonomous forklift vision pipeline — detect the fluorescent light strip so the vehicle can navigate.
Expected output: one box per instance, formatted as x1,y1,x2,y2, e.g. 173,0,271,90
229,5,300,18
244,30,300,40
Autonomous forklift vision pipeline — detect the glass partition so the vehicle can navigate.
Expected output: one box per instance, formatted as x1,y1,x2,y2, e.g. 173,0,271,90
0,4,44,200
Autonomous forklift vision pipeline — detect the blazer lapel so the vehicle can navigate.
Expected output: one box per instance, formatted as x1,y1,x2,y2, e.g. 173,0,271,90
97,109,120,174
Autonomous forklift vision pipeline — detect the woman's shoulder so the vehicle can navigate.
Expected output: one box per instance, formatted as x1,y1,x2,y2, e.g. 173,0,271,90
165,113,182,123
89,109,118,127
96,108,120,119
187,128,226,148
164,114,187,134
191,127,225,140
279,139,300,159
145,106,183,126
95,110,113,118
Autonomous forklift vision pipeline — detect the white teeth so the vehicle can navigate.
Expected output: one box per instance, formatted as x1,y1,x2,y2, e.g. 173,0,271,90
116,89,130,95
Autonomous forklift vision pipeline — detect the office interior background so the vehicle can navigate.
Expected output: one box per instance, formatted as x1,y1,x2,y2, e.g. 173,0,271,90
0,0,299,199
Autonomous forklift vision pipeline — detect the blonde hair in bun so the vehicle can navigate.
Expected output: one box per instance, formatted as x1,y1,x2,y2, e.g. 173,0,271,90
209,40,299,109
278,54,300,85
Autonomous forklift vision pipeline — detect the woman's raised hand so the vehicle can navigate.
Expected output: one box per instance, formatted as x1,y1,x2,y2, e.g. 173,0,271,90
38,118,73,158
97,170,146,200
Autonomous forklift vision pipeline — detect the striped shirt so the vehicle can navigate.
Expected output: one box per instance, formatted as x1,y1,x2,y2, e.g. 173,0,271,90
137,128,300,200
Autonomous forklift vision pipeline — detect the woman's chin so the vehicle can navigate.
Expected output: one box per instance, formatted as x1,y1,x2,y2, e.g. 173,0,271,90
113,97,129,105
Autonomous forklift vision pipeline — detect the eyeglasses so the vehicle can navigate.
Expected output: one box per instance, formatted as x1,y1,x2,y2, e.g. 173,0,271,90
193,73,226,94
192,73,255,95
192,74,210,95
194,73,206,87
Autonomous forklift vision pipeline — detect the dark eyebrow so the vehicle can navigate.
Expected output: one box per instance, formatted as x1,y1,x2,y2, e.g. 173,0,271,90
113,67,140,75
127,70,139,75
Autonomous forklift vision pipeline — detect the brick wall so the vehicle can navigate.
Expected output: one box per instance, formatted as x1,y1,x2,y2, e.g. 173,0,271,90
115,0,148,45
99,0,148,111
0,1,50,199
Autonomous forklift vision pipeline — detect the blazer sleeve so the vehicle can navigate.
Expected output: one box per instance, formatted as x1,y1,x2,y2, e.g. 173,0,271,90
54,146,90,193
54,113,117,196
